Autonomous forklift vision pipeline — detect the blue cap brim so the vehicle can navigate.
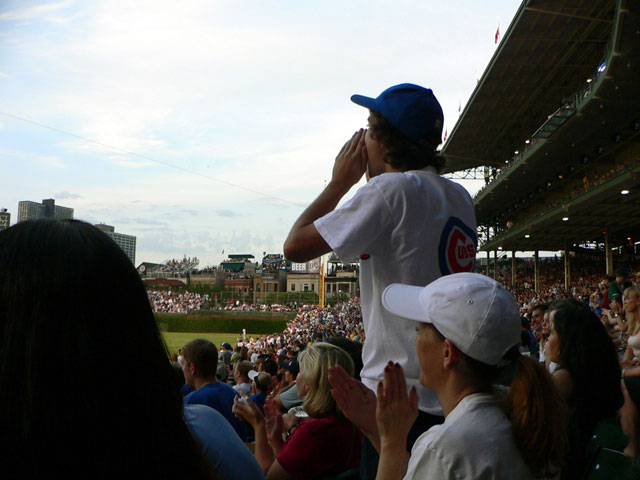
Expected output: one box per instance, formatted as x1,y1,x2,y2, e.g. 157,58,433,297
351,94,378,110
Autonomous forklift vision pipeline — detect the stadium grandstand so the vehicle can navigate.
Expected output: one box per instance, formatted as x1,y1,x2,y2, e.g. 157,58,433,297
443,0,640,288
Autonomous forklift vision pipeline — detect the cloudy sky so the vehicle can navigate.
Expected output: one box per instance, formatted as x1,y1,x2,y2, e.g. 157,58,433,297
1,0,520,267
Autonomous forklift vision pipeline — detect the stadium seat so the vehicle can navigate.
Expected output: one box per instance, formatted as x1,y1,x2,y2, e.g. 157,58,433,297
586,447,639,480
590,420,630,452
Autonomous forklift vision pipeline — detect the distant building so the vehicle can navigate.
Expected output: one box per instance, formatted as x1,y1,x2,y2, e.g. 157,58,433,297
0,209,10,231
95,223,136,264
17,198,74,222
325,253,359,299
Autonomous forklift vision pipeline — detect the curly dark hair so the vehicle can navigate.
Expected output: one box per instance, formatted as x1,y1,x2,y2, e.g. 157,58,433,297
368,110,445,173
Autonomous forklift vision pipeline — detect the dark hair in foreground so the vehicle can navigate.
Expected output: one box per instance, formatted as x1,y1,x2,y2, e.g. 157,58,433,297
0,220,215,479
368,110,445,173
432,327,567,477
548,298,623,474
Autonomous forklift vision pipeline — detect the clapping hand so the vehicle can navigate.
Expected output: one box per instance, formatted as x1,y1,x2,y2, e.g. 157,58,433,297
264,396,285,449
232,395,263,428
329,365,377,437
376,361,418,448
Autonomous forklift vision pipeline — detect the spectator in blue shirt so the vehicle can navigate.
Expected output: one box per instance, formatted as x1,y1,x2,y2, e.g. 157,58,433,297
182,338,247,441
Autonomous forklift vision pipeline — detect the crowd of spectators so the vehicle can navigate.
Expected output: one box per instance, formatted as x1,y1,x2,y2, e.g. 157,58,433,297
148,289,210,313
228,300,364,361
216,303,294,313
491,255,615,310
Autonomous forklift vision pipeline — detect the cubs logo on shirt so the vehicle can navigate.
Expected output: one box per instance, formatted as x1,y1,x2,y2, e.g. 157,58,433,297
438,216,477,275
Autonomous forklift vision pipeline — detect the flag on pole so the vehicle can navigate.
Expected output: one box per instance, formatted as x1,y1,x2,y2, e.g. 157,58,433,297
495,24,500,44
458,100,461,113
443,128,448,142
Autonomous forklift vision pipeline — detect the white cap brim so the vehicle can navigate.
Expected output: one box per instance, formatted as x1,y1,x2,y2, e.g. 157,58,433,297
248,370,259,381
382,284,429,322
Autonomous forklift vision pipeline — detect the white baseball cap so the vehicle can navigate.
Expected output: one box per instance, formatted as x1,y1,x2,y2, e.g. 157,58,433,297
382,272,520,366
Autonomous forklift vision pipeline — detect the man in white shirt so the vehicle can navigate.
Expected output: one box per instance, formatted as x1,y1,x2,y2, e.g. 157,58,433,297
232,360,253,396
284,83,477,479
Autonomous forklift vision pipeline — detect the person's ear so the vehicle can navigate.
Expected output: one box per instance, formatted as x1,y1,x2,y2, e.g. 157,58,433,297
189,363,196,376
442,339,460,370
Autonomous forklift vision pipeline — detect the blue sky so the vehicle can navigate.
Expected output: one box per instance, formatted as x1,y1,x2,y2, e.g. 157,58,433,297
1,0,520,266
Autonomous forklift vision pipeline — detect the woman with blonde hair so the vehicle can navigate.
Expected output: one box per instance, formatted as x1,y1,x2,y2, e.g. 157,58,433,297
622,285,640,364
233,342,361,479
620,285,640,458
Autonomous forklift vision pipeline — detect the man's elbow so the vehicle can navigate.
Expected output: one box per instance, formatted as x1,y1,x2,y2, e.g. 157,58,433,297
283,239,307,263
283,224,330,262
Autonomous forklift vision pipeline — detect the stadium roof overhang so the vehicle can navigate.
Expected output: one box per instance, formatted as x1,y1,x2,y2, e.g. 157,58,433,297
481,162,640,252
440,0,640,254
442,0,617,174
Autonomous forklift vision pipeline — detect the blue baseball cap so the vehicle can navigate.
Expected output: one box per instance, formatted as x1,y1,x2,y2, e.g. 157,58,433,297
351,83,444,148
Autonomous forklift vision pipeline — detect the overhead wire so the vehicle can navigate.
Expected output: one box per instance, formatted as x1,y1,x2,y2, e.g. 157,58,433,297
0,110,305,207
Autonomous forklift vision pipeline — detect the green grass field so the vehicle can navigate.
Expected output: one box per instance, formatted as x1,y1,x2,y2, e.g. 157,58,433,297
162,332,257,354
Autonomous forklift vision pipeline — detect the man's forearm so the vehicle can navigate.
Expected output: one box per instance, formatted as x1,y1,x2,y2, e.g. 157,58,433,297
283,181,351,262
297,180,351,224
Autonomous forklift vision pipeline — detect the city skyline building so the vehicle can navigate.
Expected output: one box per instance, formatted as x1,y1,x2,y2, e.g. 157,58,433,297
17,198,74,223
0,209,10,231
95,223,137,264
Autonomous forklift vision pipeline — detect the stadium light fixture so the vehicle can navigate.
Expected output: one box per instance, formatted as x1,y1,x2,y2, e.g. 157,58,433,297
524,234,530,239
562,217,569,222
621,190,630,195
525,139,530,145
586,78,592,83
498,247,503,250
514,150,519,155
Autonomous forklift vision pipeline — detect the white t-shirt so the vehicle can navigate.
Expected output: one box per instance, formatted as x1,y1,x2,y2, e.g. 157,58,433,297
315,167,477,414
404,393,539,480
233,382,252,396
